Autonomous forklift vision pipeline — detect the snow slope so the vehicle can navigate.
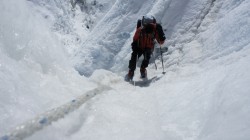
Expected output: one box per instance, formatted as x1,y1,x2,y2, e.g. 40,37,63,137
1,0,250,140
0,0,96,136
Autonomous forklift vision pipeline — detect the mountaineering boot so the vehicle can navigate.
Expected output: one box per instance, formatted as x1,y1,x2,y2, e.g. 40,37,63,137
140,67,147,78
126,70,134,81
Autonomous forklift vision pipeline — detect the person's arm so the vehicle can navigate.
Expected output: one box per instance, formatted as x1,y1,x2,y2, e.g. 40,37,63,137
155,24,166,44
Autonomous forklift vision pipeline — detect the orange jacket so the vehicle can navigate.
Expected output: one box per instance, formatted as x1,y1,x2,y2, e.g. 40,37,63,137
133,23,164,49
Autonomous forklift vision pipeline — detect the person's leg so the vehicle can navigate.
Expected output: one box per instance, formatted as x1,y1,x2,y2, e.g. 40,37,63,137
127,46,142,79
141,48,152,69
129,51,138,72
129,45,143,71
140,48,152,77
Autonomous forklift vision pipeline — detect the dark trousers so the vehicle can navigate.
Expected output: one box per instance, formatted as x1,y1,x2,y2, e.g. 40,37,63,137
128,46,152,71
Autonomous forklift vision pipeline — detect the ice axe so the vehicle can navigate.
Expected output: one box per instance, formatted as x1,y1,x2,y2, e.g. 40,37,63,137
160,45,166,74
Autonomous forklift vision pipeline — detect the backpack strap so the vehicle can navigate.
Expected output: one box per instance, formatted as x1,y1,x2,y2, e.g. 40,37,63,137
137,19,142,29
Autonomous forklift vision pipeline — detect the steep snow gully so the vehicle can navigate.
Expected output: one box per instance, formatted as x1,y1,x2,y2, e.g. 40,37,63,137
1,0,250,140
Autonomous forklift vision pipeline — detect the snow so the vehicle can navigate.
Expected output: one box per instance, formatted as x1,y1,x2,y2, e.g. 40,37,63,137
0,0,96,135
1,0,250,140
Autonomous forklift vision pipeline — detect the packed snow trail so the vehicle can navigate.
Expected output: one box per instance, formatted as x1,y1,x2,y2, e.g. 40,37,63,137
0,86,111,140
24,70,167,140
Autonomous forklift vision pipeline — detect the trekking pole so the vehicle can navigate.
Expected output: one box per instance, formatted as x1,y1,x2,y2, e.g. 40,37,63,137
160,45,166,74
152,52,157,70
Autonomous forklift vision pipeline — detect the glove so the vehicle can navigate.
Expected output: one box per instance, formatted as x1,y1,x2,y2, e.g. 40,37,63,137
131,41,138,48
131,41,140,52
